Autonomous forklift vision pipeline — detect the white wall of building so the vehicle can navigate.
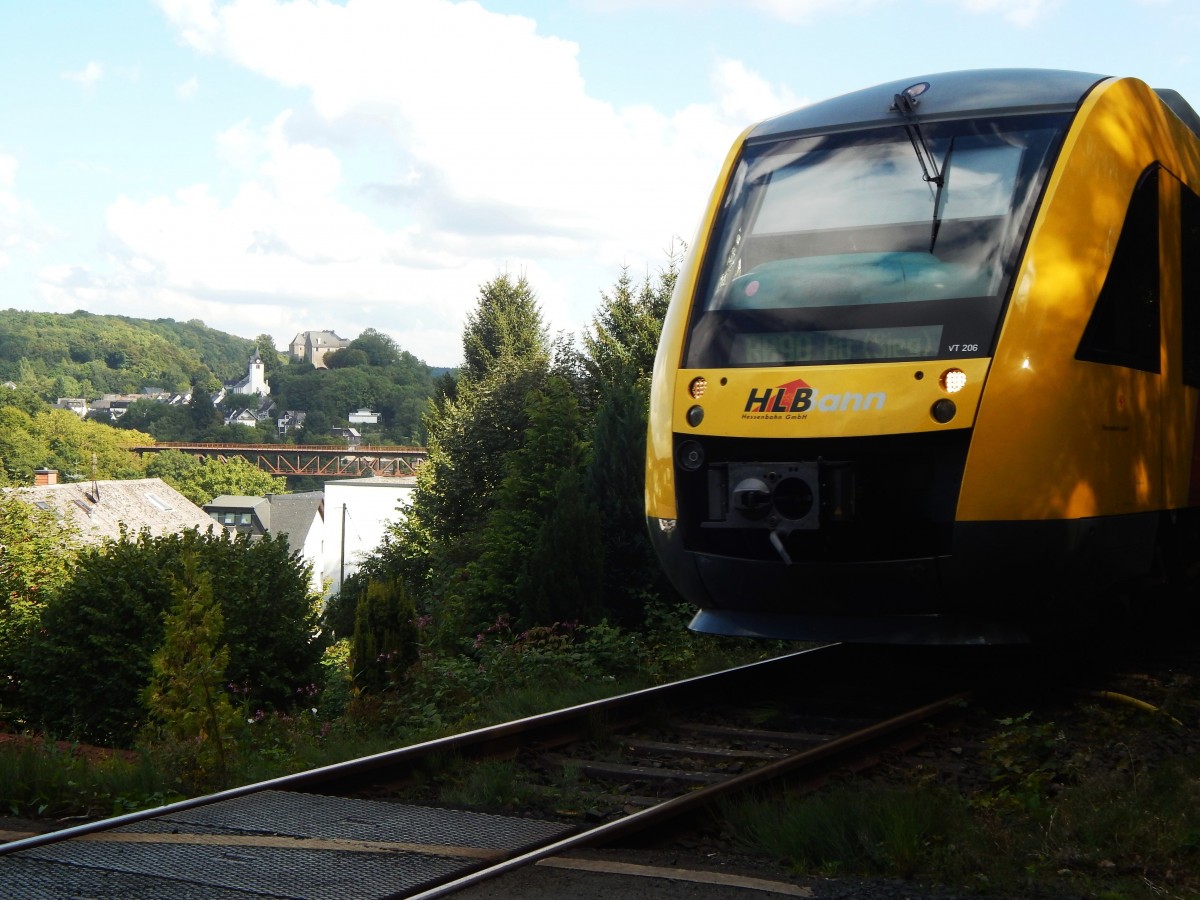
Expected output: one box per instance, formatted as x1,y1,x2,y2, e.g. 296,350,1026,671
297,520,325,597
323,475,416,596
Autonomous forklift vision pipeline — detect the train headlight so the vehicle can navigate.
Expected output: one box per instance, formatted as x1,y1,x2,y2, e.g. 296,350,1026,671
939,368,967,393
677,440,705,471
688,376,708,399
931,399,957,423
686,405,704,427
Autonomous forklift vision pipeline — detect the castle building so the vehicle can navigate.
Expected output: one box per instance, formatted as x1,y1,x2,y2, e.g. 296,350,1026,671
289,331,350,369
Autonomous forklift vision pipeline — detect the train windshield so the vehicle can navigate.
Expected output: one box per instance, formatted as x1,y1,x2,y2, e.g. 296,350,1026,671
685,113,1069,367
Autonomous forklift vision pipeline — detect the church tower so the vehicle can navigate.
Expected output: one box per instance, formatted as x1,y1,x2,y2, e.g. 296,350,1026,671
236,351,269,396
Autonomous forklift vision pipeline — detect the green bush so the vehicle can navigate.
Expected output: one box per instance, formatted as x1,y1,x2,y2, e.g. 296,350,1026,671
350,576,419,694
21,528,321,746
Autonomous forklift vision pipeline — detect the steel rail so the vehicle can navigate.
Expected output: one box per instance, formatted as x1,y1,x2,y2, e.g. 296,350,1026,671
0,644,844,857
402,690,969,900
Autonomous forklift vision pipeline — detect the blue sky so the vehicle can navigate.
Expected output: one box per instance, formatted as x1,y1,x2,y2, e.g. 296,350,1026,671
1,0,1196,367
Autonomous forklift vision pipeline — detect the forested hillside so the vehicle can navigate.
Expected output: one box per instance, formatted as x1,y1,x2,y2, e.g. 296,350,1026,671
0,309,255,396
0,311,438,444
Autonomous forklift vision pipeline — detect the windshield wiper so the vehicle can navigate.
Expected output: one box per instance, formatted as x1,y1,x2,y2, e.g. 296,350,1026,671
930,136,954,251
890,82,953,251
891,83,942,186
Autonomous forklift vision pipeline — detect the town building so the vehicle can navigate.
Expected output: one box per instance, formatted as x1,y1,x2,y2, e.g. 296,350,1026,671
203,492,325,595
348,408,380,425
323,475,417,596
277,410,307,436
289,331,351,369
228,351,269,396
330,426,362,446
13,471,217,544
55,398,90,417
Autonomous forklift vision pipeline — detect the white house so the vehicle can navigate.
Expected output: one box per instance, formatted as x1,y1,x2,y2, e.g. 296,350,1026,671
323,475,417,596
348,408,380,425
203,492,325,596
55,398,89,418
225,409,263,427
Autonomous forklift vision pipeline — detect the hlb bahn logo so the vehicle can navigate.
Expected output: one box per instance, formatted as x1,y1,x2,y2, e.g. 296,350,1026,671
742,378,885,420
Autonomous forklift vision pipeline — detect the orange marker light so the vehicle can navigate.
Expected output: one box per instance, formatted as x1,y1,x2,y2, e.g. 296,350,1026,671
939,368,967,393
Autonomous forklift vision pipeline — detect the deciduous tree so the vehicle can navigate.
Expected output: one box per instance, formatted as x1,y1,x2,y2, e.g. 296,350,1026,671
0,495,79,695
146,452,285,506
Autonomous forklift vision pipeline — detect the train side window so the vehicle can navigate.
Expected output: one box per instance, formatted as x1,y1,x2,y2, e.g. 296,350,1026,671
1181,184,1200,387
1075,165,1161,373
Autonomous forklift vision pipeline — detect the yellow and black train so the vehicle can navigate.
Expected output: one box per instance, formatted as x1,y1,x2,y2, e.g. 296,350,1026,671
645,70,1200,643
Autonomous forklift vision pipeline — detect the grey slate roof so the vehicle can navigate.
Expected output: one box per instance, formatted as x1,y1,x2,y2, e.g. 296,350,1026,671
205,492,323,556
13,478,218,544
263,493,324,557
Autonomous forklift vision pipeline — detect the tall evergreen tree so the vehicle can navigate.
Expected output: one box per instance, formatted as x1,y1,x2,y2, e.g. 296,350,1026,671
393,273,552,610
586,379,663,623
448,376,598,631
582,248,682,623
582,244,680,402
518,466,604,625
371,251,680,641
459,272,547,385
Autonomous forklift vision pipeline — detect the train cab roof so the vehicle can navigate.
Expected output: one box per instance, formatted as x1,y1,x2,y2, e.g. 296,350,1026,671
749,69,1200,143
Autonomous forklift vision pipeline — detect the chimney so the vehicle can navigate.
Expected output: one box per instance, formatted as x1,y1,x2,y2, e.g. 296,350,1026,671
34,468,58,486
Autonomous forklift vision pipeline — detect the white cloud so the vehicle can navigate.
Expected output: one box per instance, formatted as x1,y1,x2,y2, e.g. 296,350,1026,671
176,76,200,100
0,154,46,270
711,58,807,123
109,0,800,363
954,0,1058,26
156,0,222,52
26,0,832,367
62,61,105,91
746,0,881,21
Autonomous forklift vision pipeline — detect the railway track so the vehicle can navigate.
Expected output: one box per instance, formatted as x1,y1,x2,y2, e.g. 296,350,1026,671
0,643,1000,898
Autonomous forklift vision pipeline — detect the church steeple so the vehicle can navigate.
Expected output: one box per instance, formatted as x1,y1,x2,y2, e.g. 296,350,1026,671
236,350,269,396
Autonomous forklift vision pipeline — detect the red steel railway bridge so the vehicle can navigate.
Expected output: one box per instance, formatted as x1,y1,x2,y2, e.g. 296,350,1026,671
134,442,428,478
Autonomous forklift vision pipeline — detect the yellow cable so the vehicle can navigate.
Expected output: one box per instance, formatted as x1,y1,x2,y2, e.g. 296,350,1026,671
1090,691,1184,728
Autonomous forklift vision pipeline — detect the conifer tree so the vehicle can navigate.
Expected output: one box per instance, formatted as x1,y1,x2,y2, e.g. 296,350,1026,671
583,249,682,623
518,466,604,625
141,551,240,792
394,273,552,608
460,272,547,385
351,576,419,694
449,376,597,630
582,245,679,401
